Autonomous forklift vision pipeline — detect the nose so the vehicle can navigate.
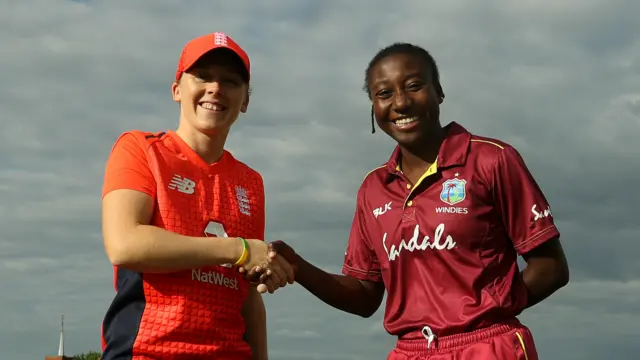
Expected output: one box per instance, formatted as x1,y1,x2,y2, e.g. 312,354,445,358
392,91,412,113
205,81,222,95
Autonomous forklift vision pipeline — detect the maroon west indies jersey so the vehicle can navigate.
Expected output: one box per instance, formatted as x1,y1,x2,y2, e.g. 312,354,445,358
342,122,559,339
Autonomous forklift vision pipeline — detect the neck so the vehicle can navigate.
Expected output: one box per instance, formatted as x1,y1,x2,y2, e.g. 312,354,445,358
399,124,446,172
175,122,229,164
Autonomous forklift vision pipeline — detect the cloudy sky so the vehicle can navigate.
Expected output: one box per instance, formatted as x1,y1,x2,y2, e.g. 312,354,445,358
1,0,639,358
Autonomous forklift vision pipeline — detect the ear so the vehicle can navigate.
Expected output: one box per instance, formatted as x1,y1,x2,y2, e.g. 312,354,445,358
436,84,445,104
171,81,181,103
240,87,250,113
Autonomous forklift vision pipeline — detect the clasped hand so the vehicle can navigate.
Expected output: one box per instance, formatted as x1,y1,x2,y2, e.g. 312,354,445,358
237,240,297,294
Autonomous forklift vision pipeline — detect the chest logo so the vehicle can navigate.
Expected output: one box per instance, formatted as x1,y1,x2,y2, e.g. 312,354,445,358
235,186,251,216
440,178,467,205
382,223,456,262
168,174,196,194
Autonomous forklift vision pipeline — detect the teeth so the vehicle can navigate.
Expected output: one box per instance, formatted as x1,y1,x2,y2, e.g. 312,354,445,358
200,102,221,111
394,117,417,126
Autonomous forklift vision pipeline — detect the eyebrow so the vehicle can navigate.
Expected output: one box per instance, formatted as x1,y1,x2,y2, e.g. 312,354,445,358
372,72,426,88
404,72,426,79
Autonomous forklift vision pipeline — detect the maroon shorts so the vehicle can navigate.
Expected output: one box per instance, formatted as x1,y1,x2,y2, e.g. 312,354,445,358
388,319,537,360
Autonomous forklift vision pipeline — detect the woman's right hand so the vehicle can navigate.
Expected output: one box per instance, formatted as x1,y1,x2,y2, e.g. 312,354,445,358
240,238,295,292
242,238,271,270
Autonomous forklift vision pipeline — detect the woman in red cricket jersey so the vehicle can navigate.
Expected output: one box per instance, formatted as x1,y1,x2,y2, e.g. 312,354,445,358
100,32,293,360
246,43,570,359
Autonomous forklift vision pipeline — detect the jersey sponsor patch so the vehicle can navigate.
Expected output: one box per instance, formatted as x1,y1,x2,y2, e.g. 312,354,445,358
382,223,456,261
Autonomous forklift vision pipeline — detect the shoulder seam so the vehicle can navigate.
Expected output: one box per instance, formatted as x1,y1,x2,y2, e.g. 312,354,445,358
470,139,504,150
144,131,167,140
361,165,385,184
122,130,165,151
230,157,262,178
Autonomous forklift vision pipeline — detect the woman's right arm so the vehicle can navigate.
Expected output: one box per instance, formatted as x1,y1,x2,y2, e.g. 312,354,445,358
102,188,248,272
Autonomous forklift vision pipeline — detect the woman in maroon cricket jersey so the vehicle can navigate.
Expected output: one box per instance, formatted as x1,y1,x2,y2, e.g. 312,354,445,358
247,43,570,359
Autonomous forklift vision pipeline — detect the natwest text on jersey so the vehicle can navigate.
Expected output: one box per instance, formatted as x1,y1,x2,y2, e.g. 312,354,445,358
191,269,239,290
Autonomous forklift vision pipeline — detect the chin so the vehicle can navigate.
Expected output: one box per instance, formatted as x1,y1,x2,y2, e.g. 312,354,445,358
193,116,232,130
389,130,422,146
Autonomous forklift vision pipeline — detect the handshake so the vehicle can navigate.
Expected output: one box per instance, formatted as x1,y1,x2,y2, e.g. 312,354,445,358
235,239,298,294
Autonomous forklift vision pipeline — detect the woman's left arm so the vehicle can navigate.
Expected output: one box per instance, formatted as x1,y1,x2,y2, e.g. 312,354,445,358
520,237,569,308
242,287,268,360
490,145,570,309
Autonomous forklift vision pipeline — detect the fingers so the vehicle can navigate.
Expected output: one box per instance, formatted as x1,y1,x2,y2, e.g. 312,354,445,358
277,255,296,284
265,266,282,291
267,260,289,288
242,266,262,282
251,264,286,294
245,265,279,291
245,250,297,294
260,255,295,285
264,276,282,294
255,276,280,294
256,283,268,294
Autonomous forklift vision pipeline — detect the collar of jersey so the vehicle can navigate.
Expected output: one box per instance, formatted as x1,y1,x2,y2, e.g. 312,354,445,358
384,121,471,182
167,130,234,171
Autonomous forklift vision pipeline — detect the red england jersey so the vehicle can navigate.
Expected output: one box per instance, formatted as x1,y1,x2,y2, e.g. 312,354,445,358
342,122,559,339
100,130,265,360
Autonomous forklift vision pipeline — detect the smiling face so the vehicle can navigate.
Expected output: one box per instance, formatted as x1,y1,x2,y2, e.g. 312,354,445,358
367,52,444,148
172,49,249,136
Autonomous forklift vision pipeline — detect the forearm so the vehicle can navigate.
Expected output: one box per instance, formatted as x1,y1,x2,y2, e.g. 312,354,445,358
108,225,243,272
242,289,268,360
295,256,382,318
519,238,570,309
520,261,569,308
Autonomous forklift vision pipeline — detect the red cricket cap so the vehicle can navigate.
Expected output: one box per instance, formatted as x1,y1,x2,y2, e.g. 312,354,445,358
175,32,250,82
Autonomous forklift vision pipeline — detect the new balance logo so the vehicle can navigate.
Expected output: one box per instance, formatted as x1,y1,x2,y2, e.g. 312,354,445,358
168,174,196,194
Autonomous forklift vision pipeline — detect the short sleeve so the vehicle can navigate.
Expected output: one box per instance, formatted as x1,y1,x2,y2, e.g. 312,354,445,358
492,146,560,255
254,173,266,240
342,187,382,282
102,133,156,199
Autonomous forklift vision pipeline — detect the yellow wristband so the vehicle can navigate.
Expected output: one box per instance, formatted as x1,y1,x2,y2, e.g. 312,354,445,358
234,237,249,266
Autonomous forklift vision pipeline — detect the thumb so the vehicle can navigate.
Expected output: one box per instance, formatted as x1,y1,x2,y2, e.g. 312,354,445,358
257,283,269,294
270,240,285,251
268,240,282,256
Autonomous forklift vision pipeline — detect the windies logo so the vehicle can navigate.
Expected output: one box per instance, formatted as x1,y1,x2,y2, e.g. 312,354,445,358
440,178,466,205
